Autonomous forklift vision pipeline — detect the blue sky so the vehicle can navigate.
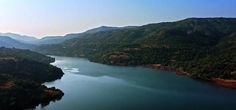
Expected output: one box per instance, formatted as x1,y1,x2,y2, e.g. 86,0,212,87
0,0,236,38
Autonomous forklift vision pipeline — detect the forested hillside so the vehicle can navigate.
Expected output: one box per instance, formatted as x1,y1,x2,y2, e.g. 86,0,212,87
35,18,236,80
0,48,64,110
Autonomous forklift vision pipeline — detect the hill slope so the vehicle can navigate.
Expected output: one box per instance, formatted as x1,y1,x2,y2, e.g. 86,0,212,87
33,26,121,45
0,48,64,109
35,18,236,81
0,33,37,44
0,36,34,49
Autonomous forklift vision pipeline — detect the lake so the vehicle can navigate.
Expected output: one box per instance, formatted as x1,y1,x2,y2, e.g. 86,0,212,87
36,56,236,110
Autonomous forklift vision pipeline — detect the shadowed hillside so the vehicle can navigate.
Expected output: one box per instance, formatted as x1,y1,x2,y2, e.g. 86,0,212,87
0,47,64,110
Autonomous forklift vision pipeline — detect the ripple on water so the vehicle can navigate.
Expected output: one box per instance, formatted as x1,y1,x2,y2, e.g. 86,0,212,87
63,67,80,73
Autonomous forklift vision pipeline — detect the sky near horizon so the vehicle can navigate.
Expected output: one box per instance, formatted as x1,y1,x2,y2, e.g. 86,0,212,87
0,0,236,38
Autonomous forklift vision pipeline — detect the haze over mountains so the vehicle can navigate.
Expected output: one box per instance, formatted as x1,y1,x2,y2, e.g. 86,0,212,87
0,26,120,47
0,33,37,43
0,36,34,49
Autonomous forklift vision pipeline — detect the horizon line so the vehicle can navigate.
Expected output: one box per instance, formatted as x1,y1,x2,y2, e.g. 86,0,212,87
1,16,236,39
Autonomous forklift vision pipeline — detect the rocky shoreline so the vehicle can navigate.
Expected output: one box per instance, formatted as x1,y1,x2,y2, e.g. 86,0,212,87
145,64,236,89
211,78,236,89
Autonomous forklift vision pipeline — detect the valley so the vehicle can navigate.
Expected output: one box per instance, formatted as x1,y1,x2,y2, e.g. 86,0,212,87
34,18,236,86
0,18,236,110
1,0,236,109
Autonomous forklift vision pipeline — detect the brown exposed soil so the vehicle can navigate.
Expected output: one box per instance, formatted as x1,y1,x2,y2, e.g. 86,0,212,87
211,78,236,89
0,57,17,62
0,81,15,89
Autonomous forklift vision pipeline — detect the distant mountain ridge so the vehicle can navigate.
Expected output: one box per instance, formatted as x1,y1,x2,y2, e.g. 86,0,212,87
0,36,34,49
33,26,122,45
0,33,37,44
0,26,134,45
84,26,119,34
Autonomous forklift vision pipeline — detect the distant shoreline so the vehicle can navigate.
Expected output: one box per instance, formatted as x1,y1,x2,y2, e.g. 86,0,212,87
144,64,236,89
49,55,236,89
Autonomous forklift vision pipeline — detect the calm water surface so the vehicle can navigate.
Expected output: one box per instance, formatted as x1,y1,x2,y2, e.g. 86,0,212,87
36,56,236,110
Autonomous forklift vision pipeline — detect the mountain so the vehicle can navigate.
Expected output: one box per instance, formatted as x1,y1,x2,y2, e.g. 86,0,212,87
33,34,82,45
33,36,65,45
34,26,121,45
0,26,150,46
0,32,79,45
35,18,236,81
84,26,119,34
0,33,37,44
0,47,64,82
6,26,122,45
0,36,34,49
0,47,64,110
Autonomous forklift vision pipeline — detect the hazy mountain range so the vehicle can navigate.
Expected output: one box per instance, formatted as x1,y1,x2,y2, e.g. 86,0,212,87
0,36,34,49
0,33,37,43
0,26,120,47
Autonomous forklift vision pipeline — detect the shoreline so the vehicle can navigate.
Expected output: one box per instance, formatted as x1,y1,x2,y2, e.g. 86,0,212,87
145,64,236,89
211,78,236,89
144,64,191,76
0,79,64,110
49,56,236,89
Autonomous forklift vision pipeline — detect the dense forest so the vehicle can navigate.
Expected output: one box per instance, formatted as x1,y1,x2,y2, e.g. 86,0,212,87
35,18,236,80
0,47,64,110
